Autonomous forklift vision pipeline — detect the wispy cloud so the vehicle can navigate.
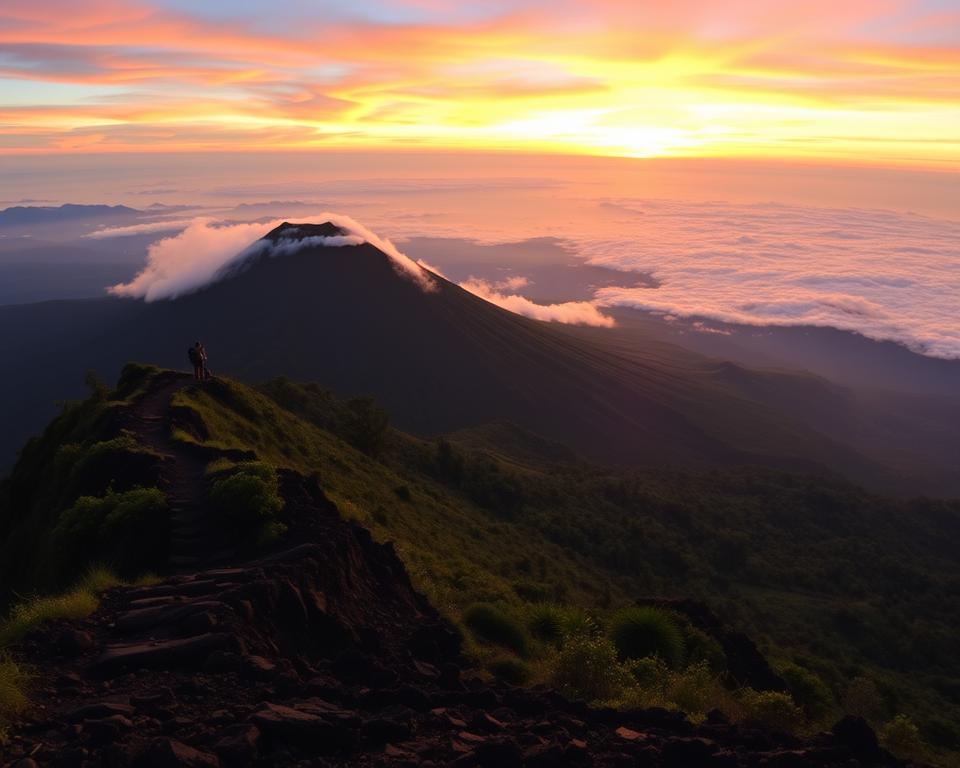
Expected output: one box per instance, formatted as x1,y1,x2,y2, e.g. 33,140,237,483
459,277,614,327
0,0,957,165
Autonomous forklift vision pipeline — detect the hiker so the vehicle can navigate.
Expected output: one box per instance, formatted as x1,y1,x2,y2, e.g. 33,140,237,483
187,341,205,381
197,341,210,379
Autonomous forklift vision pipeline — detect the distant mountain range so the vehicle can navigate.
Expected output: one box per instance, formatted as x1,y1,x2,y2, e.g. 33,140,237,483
0,222,957,494
0,204,140,227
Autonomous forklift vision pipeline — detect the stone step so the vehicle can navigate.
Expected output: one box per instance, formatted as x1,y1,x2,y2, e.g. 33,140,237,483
88,632,232,678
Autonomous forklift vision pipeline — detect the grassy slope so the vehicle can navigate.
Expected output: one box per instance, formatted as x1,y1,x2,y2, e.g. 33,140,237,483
2,367,957,758
167,375,960,755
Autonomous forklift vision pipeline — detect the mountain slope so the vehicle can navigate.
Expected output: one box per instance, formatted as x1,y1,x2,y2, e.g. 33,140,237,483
2,367,957,760
0,221,956,494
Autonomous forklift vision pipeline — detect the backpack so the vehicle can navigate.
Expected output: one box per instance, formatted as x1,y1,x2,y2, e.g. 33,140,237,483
188,347,199,364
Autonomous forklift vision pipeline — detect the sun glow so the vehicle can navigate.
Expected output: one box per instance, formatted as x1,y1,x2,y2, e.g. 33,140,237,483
1,0,957,167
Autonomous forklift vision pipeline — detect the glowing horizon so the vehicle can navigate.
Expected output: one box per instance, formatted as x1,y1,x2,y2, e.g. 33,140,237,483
1,0,958,167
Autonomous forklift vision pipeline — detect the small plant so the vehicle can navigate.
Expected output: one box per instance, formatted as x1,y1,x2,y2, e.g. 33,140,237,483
552,635,633,702
209,462,286,546
462,603,528,656
609,607,684,667
780,663,834,721
738,690,803,733
880,714,926,762
488,656,531,685
527,604,567,646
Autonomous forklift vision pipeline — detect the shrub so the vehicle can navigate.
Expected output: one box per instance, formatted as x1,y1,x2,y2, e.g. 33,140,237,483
880,715,926,762
346,397,389,456
609,607,684,667
738,690,804,733
209,462,285,546
488,656,532,685
462,603,528,656
527,604,567,646
53,487,169,579
780,663,834,721
682,626,726,671
552,635,633,702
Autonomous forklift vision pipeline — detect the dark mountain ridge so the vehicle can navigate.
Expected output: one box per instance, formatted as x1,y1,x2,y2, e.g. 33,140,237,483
0,221,957,494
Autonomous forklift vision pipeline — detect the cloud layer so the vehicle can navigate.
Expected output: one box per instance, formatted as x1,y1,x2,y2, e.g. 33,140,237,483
108,213,434,301
574,200,960,359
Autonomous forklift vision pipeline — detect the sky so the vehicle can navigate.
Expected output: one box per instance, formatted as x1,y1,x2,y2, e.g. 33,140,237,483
1,0,959,166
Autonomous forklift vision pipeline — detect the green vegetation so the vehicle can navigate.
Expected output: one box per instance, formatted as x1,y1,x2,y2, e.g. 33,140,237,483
462,603,528,657
0,566,156,734
208,461,286,546
609,607,685,667
2,369,958,763
488,656,532,685
0,364,166,595
54,487,169,580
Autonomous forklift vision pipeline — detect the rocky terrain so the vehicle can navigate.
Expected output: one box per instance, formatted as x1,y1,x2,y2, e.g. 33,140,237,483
2,478,903,767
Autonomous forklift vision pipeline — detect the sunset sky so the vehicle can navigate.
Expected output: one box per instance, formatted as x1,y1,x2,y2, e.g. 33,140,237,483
2,0,958,166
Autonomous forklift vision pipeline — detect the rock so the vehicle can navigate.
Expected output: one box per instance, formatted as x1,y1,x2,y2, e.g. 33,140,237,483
89,633,231,677
240,655,276,681
142,738,220,767
202,651,243,673
522,741,564,767
10,759,40,768
831,715,881,762
362,715,413,744
563,738,590,763
55,672,84,691
82,714,133,746
615,726,645,741
249,701,355,752
67,702,135,722
660,737,717,767
57,629,96,656
331,649,397,687
474,737,521,767
212,724,261,768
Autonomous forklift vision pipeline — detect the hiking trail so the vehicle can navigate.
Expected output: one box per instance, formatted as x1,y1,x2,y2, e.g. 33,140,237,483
126,374,230,570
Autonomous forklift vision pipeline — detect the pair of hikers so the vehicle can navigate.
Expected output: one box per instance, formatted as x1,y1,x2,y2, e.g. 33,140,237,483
187,341,211,381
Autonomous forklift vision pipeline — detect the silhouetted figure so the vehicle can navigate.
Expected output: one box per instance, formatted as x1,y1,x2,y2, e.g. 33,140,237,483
187,341,207,381
197,342,210,380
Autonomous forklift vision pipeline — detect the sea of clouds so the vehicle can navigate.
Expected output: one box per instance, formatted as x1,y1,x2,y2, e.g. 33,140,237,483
572,199,960,359
98,196,959,357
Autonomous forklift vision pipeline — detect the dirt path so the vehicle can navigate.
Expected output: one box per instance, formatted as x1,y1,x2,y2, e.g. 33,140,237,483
126,375,226,570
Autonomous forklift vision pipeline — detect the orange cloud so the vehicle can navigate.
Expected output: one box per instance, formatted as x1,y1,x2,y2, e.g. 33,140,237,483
0,0,957,166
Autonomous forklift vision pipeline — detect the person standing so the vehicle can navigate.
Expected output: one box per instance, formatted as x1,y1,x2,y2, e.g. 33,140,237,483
197,341,210,380
188,341,204,381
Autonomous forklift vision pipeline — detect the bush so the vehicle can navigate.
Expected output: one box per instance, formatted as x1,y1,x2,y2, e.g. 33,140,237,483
488,656,531,685
609,607,684,667
739,690,803,733
880,714,926,762
682,626,726,671
552,635,633,702
209,462,285,546
780,663,834,721
346,397,389,456
462,603,528,656
53,487,169,579
527,604,566,646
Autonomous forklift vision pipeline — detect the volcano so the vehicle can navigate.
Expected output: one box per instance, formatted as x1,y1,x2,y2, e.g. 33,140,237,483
1,221,957,493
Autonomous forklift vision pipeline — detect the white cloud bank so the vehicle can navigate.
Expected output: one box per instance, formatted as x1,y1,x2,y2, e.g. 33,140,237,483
108,213,435,301
571,200,960,359
459,277,615,327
